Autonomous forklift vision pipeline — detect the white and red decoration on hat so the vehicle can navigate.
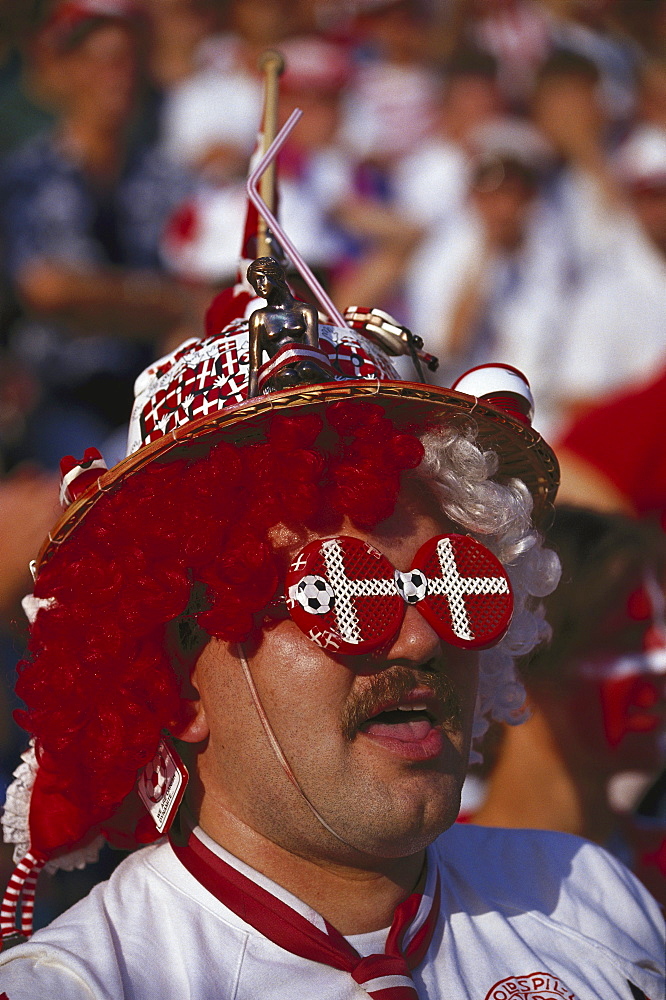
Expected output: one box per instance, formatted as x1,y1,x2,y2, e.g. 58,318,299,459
286,533,513,655
127,318,398,455
255,341,338,393
59,447,108,509
452,364,535,426
344,305,439,373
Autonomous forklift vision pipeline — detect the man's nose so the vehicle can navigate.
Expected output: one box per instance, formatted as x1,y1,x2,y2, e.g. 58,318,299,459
387,604,442,666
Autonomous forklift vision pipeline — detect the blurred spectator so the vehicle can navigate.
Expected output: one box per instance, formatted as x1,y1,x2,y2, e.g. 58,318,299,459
339,0,441,166
0,1,200,468
403,132,570,433
637,56,666,132
400,49,642,435
163,35,356,283
546,0,642,128
471,506,666,906
617,125,666,257
160,0,295,178
131,0,228,146
0,1,54,157
468,0,552,107
392,48,504,230
456,0,642,122
142,0,224,91
518,49,664,431
163,32,423,312
273,37,356,275
554,125,666,425
532,50,620,263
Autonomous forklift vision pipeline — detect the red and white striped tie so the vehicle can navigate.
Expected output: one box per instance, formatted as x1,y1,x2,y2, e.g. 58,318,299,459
0,850,47,945
170,827,440,999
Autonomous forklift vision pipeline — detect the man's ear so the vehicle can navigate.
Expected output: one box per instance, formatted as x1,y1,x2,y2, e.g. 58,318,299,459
173,699,209,743
165,605,211,744
172,659,210,743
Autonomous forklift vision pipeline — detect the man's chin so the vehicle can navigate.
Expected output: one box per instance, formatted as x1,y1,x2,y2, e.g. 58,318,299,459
346,823,456,861
331,790,462,860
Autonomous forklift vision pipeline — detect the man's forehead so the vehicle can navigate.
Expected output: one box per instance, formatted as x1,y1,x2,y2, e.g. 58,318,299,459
268,477,459,567
363,477,457,544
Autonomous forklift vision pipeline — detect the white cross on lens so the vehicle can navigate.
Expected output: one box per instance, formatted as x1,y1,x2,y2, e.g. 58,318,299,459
429,538,509,641
308,628,340,650
291,552,308,573
321,539,395,644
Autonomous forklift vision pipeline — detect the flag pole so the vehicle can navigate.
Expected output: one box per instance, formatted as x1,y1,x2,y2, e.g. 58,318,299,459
257,49,284,259
248,110,348,330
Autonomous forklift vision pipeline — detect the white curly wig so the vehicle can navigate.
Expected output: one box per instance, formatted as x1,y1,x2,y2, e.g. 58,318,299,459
418,418,561,763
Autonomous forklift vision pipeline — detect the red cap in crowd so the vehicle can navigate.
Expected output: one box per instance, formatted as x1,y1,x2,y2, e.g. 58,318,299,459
38,0,140,52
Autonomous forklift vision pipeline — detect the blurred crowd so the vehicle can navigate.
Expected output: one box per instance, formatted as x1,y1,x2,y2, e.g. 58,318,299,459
0,0,664,922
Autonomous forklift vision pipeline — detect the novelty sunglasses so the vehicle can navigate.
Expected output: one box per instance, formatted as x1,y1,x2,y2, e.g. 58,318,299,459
283,534,513,655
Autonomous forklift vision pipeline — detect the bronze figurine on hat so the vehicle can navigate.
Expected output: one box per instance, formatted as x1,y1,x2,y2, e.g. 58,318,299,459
246,256,338,397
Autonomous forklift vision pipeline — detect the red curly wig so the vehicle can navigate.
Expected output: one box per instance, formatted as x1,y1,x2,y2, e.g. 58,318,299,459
17,400,423,859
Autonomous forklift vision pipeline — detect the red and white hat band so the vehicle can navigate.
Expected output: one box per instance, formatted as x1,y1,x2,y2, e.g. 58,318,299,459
256,341,338,392
286,534,513,654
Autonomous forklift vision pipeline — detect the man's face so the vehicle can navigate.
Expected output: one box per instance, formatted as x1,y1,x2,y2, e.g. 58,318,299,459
444,76,501,145
472,175,535,251
532,76,604,153
187,481,479,864
61,23,138,122
537,565,666,774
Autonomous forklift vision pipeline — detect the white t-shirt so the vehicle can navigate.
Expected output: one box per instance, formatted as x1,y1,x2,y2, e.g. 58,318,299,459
392,138,470,229
0,823,663,999
404,203,572,436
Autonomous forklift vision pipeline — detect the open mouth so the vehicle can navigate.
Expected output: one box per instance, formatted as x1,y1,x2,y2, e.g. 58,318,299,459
356,692,448,761
341,668,463,760
361,703,437,742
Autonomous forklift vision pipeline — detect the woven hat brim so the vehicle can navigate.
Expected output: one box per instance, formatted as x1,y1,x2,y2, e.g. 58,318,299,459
37,379,559,571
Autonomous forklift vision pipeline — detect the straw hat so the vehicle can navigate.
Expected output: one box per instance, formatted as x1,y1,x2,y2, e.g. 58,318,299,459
38,305,558,575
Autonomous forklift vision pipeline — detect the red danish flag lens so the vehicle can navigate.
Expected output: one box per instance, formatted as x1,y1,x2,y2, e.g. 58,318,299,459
285,533,513,655
285,536,403,654
412,534,513,649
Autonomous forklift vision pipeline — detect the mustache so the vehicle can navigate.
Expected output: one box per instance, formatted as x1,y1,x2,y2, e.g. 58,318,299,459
340,662,463,740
